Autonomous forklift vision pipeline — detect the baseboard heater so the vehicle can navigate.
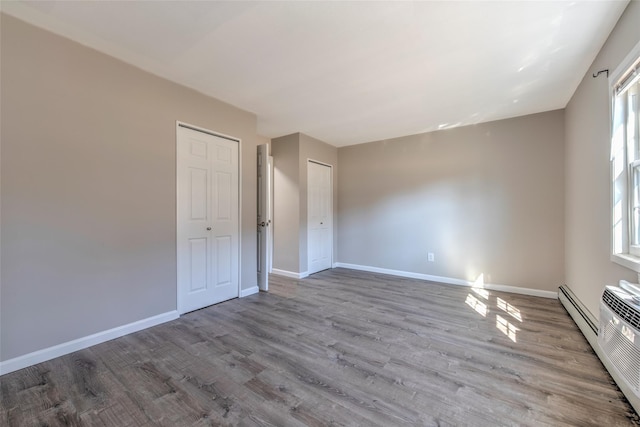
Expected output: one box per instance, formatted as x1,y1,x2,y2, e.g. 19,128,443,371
559,285,598,337
559,284,640,415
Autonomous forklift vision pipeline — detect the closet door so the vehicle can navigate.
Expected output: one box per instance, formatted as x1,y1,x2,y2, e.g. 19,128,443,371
177,124,239,314
308,160,333,274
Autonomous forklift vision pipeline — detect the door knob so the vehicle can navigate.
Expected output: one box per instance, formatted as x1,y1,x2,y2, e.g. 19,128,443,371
206,227,212,231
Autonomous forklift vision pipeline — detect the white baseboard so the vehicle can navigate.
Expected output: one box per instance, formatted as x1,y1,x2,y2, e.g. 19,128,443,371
334,262,558,299
271,268,308,279
0,310,179,376
240,286,259,297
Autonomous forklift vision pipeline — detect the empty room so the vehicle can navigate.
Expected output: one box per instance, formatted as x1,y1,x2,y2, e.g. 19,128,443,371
2,1,640,426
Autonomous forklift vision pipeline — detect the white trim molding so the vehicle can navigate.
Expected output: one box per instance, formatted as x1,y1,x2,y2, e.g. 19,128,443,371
240,286,260,297
271,269,309,279
0,311,179,376
334,263,558,299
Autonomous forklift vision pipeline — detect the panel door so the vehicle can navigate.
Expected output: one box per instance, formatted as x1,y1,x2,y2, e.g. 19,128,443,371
308,161,333,274
177,125,239,314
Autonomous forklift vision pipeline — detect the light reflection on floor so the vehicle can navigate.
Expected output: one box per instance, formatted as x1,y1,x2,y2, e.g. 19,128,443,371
497,297,522,322
465,274,522,343
465,293,487,317
471,274,490,299
472,287,489,300
496,314,519,342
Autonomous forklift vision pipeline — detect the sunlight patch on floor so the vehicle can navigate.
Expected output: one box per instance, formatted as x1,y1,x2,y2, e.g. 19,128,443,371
471,273,490,299
496,314,518,342
497,297,522,322
465,293,487,317
464,273,523,342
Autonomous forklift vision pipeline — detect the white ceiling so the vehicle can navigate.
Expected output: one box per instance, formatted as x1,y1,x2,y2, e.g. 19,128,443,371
1,1,629,147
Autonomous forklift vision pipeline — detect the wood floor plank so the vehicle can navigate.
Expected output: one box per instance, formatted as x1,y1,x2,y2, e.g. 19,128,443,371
2,268,639,426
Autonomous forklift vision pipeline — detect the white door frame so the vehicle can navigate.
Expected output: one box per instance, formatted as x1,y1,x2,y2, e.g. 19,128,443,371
176,121,242,315
268,155,274,274
307,158,333,274
257,144,270,291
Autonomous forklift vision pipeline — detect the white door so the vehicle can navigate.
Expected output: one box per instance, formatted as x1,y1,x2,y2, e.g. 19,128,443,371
177,124,239,314
257,144,270,291
308,161,333,274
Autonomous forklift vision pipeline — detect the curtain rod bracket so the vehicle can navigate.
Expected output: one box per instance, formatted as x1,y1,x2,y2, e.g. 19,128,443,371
593,69,609,78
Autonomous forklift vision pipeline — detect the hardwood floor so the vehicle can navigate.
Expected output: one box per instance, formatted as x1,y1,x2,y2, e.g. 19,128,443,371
1,268,638,426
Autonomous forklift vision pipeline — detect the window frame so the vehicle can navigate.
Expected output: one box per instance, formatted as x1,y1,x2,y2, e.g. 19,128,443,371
611,40,640,272
629,160,640,257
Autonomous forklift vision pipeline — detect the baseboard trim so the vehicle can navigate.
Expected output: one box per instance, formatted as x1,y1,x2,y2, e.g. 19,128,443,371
271,268,308,279
0,310,179,376
334,262,558,299
240,286,259,297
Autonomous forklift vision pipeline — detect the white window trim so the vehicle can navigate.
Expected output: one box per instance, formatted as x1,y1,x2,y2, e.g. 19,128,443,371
630,161,640,257
611,40,640,272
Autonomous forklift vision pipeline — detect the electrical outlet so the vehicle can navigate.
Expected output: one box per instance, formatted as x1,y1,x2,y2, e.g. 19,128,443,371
428,252,435,262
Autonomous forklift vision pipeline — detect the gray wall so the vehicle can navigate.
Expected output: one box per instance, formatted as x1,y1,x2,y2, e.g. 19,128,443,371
271,133,338,274
565,1,640,319
272,134,300,273
338,111,565,292
0,15,267,361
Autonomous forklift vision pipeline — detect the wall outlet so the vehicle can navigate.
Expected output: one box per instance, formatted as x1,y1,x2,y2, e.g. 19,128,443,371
428,252,435,262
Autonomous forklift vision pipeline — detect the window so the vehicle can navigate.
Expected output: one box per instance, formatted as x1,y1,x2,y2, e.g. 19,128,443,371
611,43,640,271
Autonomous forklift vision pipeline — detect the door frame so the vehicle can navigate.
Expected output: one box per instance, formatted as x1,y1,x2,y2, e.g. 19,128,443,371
175,121,242,315
257,144,271,291
307,158,334,274
268,155,274,274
